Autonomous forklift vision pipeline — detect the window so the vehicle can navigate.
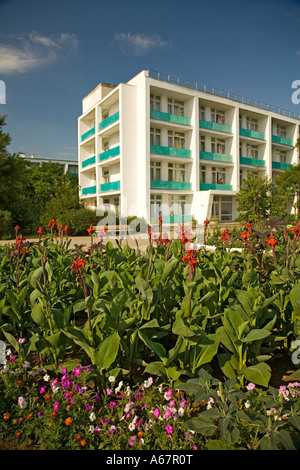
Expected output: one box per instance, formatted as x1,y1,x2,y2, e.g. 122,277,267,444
150,194,162,218
276,124,287,138
211,108,225,124
68,165,78,174
168,130,185,148
102,169,110,184
200,136,206,152
276,149,287,163
240,169,243,188
239,144,242,157
150,95,161,111
246,144,258,159
212,166,226,185
200,106,206,121
239,115,242,129
200,165,206,184
211,137,226,154
150,128,161,146
103,140,109,151
167,98,184,116
212,196,232,221
150,161,161,180
246,117,258,131
168,163,185,182
169,195,186,216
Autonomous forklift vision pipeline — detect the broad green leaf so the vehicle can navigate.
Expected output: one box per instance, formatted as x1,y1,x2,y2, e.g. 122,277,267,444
184,416,217,436
95,331,120,371
172,317,195,337
241,329,271,343
241,362,271,387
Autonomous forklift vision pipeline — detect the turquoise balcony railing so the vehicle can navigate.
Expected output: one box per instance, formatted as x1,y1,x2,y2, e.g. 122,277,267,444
272,161,292,170
272,135,293,146
240,156,265,167
99,146,120,162
200,183,232,191
151,214,193,224
200,151,233,163
239,128,265,140
99,112,119,131
150,110,191,126
150,180,192,190
150,144,191,158
100,181,120,192
81,127,95,142
199,120,232,133
82,156,96,168
82,185,96,195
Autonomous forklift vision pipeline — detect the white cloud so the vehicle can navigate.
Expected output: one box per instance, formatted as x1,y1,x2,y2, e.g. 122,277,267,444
114,32,172,56
0,32,78,74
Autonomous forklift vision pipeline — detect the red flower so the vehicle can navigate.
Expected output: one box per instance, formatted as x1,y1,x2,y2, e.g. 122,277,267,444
221,228,230,243
204,219,210,227
64,225,69,234
48,219,55,228
87,225,95,236
241,231,251,242
15,235,25,249
70,258,86,273
14,225,20,231
245,222,252,232
104,226,108,233
182,249,199,272
37,226,44,235
291,222,300,239
57,224,63,231
266,235,279,246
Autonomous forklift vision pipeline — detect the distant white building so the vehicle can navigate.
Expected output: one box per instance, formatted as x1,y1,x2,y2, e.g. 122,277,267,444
78,70,300,224
19,153,78,177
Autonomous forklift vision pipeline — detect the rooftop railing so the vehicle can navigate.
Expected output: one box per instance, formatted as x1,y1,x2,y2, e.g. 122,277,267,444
147,69,300,120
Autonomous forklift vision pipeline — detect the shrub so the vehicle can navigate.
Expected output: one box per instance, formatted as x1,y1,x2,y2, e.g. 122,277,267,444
0,210,11,239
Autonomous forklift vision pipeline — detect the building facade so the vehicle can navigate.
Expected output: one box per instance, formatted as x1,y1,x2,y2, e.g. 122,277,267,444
19,153,78,176
78,70,300,224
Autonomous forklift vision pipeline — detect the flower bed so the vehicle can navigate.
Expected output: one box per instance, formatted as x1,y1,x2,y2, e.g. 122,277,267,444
0,219,300,450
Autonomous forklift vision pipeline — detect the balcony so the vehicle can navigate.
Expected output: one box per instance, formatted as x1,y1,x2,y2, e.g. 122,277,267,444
150,144,191,158
99,146,120,162
240,156,265,167
81,127,95,142
200,183,233,191
82,185,96,195
99,112,119,131
200,151,233,163
150,110,191,126
272,135,293,146
81,156,96,168
151,214,193,224
239,128,265,140
272,161,292,170
199,120,232,133
100,181,120,192
150,180,192,190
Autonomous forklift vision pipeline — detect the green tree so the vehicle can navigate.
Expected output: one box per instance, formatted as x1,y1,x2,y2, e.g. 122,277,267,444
236,173,286,224
275,162,300,220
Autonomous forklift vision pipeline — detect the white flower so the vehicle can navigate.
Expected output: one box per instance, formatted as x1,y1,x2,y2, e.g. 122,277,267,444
108,375,115,383
128,422,135,431
143,377,153,388
43,374,50,382
206,404,213,410
89,412,96,422
244,400,251,409
115,381,123,393
52,386,59,394
125,386,132,395
89,425,95,433
6,349,11,356
178,408,184,417
158,384,163,393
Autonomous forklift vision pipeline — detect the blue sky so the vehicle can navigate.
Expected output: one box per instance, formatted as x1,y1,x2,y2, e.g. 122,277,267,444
0,0,300,161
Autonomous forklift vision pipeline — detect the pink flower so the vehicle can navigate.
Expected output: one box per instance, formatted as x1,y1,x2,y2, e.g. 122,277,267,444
85,404,92,410
179,400,187,407
109,425,117,436
40,386,46,394
164,389,173,400
110,401,117,408
9,355,15,363
165,424,173,435
164,409,171,419
246,383,256,391
73,366,82,377
54,401,59,412
106,388,113,395
169,399,176,408
129,436,136,446
153,408,160,418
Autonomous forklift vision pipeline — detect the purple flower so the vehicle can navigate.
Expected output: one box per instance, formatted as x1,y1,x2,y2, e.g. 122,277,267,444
61,367,68,375
109,425,116,436
85,404,92,410
136,391,142,398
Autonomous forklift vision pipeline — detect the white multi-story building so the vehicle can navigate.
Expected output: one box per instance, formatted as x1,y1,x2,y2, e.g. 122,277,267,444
78,70,300,224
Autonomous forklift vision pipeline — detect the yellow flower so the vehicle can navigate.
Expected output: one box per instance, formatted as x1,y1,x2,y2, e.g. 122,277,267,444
65,417,72,426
